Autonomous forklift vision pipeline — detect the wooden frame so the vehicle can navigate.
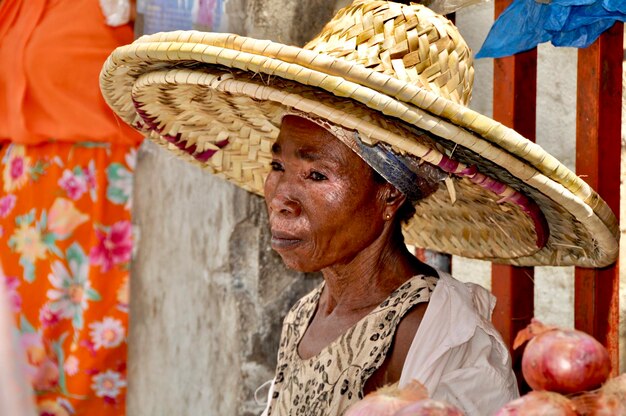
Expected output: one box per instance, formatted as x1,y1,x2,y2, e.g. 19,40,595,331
490,0,623,384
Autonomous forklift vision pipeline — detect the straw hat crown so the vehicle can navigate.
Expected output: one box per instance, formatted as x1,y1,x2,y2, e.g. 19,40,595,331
304,0,473,105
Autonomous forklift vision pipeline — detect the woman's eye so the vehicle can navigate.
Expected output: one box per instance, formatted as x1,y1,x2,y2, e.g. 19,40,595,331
308,171,327,181
270,161,284,171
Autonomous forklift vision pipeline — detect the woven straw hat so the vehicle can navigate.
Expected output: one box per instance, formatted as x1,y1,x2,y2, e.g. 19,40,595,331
100,0,618,267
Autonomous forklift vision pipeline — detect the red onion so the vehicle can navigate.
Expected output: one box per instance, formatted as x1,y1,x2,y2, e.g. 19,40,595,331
592,394,626,416
392,399,464,415
494,391,578,415
514,319,611,394
572,374,626,415
600,374,626,415
344,380,429,416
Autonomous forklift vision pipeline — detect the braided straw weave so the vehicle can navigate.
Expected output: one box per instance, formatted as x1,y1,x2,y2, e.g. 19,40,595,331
100,0,618,267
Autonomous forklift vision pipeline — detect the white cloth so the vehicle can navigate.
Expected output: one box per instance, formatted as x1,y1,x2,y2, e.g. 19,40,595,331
261,271,518,415
398,271,519,415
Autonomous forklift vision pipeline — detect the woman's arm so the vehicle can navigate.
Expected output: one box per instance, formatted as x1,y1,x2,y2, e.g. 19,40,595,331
363,302,429,394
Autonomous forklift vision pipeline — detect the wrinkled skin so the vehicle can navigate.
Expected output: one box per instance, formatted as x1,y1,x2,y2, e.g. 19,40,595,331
264,116,390,272
264,115,436,392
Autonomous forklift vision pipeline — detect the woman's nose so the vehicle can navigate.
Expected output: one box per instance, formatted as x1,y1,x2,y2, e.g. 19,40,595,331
268,182,301,217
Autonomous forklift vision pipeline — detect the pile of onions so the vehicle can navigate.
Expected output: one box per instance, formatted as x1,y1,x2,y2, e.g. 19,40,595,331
344,380,429,416
392,398,464,415
495,319,623,415
345,380,463,416
494,391,578,415
572,374,626,415
513,319,611,394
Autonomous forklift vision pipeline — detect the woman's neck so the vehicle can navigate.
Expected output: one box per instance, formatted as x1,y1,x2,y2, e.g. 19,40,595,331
319,226,434,316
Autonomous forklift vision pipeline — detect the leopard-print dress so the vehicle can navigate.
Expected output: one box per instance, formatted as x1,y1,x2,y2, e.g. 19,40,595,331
267,274,438,416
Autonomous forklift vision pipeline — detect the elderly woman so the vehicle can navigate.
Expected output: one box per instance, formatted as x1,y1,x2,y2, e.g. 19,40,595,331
100,1,619,415
260,113,518,415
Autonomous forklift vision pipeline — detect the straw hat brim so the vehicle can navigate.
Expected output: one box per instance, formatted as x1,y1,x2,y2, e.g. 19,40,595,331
100,30,619,267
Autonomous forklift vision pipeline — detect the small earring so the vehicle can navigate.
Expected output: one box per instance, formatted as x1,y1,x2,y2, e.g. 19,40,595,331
385,213,391,220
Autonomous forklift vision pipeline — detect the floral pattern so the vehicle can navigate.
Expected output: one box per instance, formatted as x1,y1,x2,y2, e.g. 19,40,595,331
91,370,126,400
0,142,137,415
106,149,135,209
58,169,88,201
89,221,132,273
7,198,89,283
39,304,62,328
2,145,32,193
63,355,79,376
11,217,48,265
4,275,22,312
47,198,88,238
89,317,125,350
47,244,101,330
37,399,72,416
0,194,16,218
20,330,60,392
116,276,129,313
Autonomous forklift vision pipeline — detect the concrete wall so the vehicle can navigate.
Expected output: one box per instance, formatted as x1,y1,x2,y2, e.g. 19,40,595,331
127,1,341,414
127,2,626,415
127,146,321,415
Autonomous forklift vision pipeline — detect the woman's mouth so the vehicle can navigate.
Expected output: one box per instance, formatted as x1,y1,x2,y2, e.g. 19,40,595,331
270,231,303,250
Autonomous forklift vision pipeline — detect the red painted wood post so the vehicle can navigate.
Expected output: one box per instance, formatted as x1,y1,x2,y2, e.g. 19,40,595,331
490,0,537,390
574,22,623,375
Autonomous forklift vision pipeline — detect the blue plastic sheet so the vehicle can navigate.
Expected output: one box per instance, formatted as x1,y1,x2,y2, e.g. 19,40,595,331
476,0,626,58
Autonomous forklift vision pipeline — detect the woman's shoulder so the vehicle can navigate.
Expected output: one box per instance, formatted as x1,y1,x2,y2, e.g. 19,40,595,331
384,274,438,307
282,282,325,325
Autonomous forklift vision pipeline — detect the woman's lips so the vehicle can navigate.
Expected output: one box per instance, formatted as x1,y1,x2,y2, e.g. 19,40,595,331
270,230,303,250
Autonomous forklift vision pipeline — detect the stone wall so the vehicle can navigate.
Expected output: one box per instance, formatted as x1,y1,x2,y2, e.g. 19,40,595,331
127,146,322,415
126,1,343,414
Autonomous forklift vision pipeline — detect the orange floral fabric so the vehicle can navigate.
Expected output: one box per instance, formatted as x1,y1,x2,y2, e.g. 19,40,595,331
0,1,142,414
1,141,136,416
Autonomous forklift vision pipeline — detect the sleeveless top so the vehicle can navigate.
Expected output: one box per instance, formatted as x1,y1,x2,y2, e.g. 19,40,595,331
267,274,438,416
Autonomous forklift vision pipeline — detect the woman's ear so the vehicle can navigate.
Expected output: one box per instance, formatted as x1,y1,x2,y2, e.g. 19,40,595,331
382,184,406,221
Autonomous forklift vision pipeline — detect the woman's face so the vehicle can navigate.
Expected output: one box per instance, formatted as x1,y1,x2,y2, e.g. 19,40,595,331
264,115,388,272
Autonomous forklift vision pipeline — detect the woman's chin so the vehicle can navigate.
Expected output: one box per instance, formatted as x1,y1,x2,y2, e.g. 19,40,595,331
275,251,320,273
281,259,316,273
